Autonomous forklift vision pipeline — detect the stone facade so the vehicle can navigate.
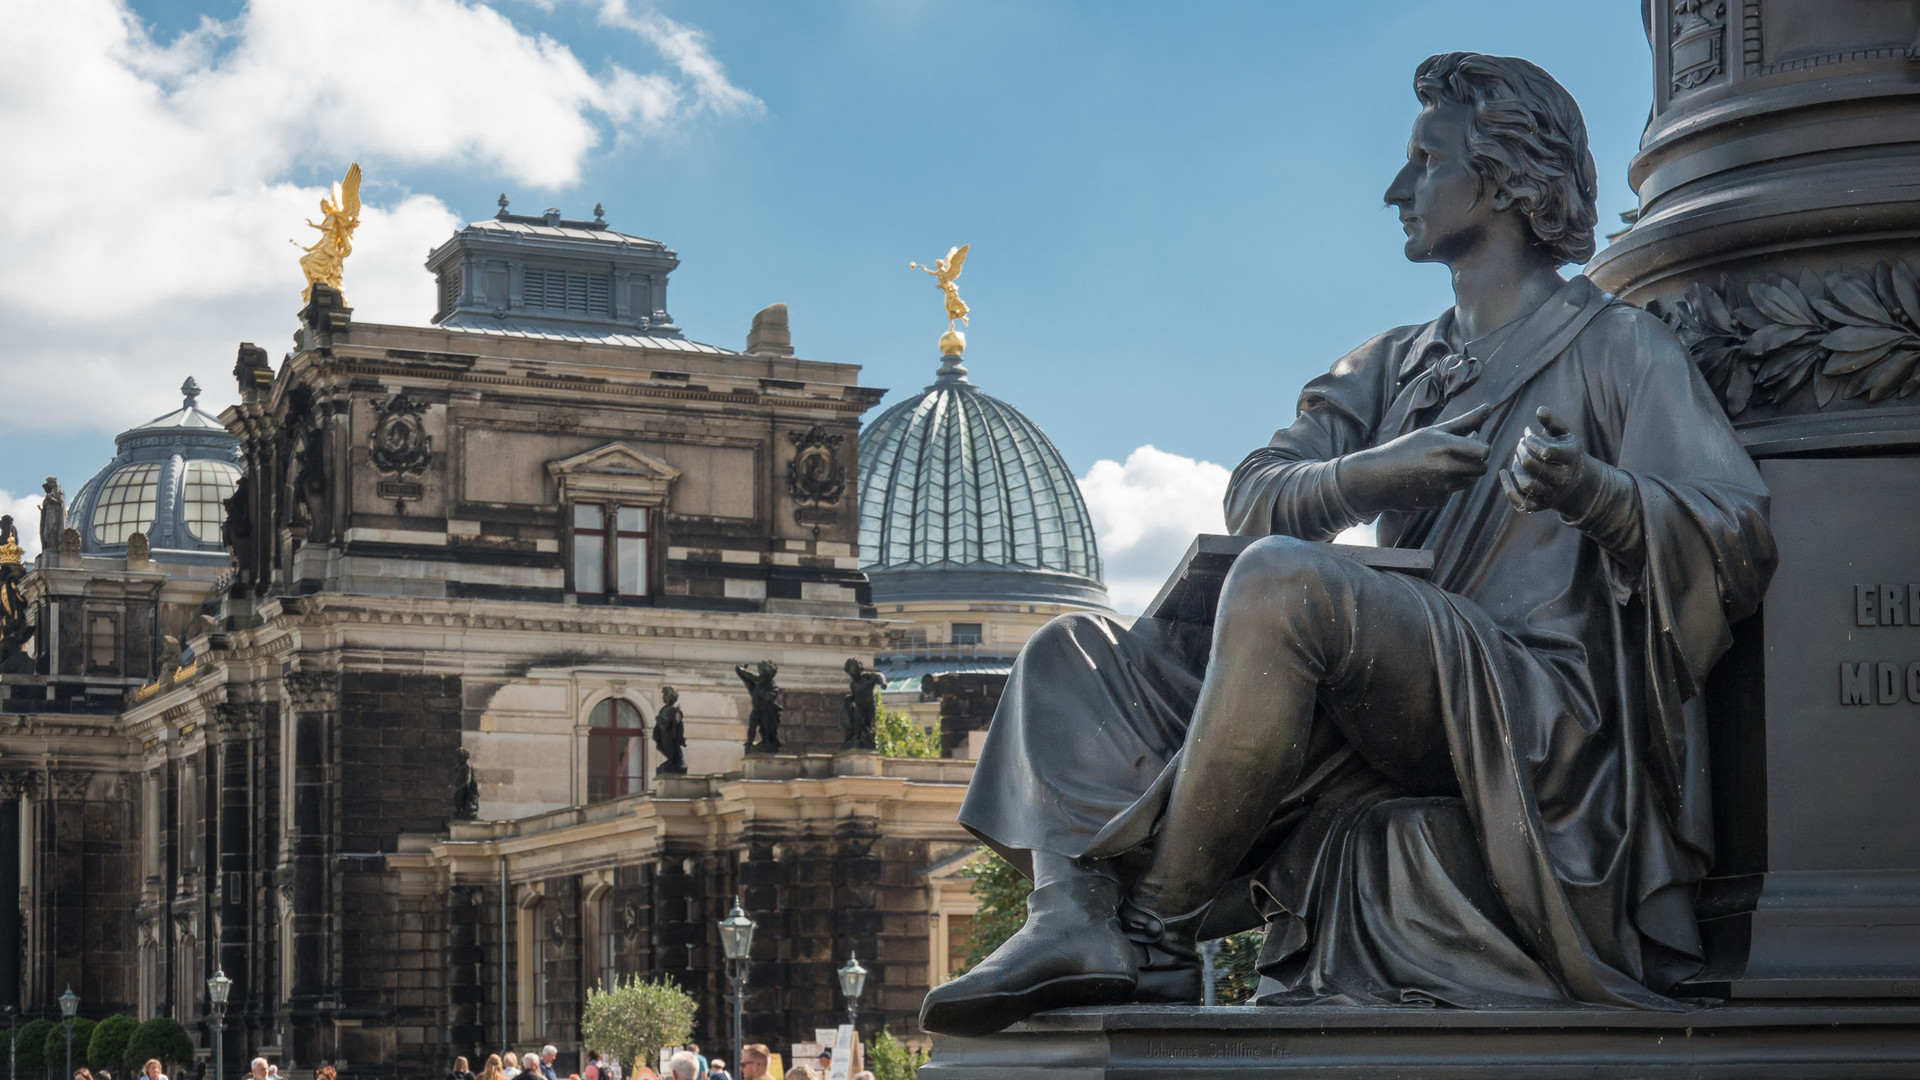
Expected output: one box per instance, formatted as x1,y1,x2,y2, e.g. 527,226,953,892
0,212,982,1078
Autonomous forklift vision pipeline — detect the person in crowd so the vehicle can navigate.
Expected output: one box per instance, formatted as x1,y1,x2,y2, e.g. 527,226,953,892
583,1051,605,1080
707,1058,732,1080
669,1051,701,1080
248,1060,269,1080
502,1051,521,1080
816,1051,832,1076
541,1046,561,1080
786,1066,816,1080
73,1069,92,1080
449,1055,477,1080
97,1070,112,1080
141,1060,165,1080
480,1054,508,1080
686,1042,707,1080
738,1046,770,1080
523,1053,543,1077
312,1069,332,1080
853,1071,874,1080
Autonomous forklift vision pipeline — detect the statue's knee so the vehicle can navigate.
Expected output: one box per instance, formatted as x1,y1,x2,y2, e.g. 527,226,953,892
1025,611,1105,653
1217,536,1342,624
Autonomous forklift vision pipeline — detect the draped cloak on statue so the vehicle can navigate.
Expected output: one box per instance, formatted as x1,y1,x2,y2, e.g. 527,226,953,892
957,276,1777,1009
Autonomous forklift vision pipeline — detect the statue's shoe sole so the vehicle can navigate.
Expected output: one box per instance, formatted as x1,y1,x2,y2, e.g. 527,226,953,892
920,972,1135,1037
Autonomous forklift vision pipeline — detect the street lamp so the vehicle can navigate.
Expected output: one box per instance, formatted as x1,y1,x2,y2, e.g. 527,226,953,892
58,986,77,1080
836,953,868,1030
208,969,233,1080
716,897,756,1069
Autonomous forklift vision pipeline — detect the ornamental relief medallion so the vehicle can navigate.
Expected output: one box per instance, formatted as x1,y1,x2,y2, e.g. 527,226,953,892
786,425,847,504
369,394,433,475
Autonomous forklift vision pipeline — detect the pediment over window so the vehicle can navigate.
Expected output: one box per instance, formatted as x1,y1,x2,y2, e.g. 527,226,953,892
547,442,681,504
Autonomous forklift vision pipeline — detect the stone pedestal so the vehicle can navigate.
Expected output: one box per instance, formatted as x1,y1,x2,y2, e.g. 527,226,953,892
923,1004,1920,1080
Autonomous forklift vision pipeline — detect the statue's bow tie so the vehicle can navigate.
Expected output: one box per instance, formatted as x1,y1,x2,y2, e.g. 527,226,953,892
1396,348,1483,427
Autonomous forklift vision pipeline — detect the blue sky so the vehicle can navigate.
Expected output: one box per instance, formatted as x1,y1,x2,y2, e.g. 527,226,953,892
0,1,1655,606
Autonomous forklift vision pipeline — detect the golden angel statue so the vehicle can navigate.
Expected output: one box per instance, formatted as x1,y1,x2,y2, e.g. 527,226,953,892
296,163,362,303
910,243,970,329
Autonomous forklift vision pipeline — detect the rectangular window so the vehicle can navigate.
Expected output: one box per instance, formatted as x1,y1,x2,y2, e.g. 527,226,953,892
951,623,983,645
595,892,618,991
615,507,649,597
574,503,606,595
572,503,652,599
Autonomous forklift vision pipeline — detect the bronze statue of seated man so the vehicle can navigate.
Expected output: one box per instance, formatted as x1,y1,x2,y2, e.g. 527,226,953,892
920,52,1776,1037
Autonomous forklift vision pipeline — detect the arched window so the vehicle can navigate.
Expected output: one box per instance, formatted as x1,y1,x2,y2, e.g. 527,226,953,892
182,461,241,542
91,463,161,544
587,699,645,803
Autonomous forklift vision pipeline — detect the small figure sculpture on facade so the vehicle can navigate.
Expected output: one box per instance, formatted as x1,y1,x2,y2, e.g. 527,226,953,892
842,658,885,751
451,746,480,821
0,520,27,674
736,660,783,753
37,478,63,557
653,686,688,775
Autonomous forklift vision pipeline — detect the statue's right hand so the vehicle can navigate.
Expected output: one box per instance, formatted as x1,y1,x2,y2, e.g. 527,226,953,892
1337,403,1494,515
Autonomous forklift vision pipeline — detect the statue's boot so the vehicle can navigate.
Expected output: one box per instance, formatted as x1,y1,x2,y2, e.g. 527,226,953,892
1121,898,1208,1004
919,853,1136,1036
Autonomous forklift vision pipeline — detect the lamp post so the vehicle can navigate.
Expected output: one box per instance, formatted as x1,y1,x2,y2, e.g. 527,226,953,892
58,986,77,1080
836,953,867,1031
716,897,756,1068
208,969,232,1080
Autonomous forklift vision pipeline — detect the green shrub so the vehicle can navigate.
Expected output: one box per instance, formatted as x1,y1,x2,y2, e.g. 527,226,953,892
44,1017,95,1075
13,1019,53,1075
866,1028,926,1080
88,1015,139,1073
125,1017,194,1075
875,697,942,759
580,975,696,1076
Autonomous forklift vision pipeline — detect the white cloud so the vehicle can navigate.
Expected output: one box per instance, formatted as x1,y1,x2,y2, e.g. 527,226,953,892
1079,445,1377,615
1078,446,1231,615
0,0,758,433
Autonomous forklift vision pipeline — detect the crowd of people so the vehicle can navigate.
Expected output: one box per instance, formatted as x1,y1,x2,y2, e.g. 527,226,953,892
442,1040,874,1080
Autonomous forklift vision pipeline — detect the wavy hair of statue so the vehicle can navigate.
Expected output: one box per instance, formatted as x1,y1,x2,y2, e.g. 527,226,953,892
1413,51,1599,266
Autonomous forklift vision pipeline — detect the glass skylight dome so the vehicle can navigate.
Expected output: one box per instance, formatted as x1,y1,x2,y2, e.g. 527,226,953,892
67,378,241,565
857,354,1109,608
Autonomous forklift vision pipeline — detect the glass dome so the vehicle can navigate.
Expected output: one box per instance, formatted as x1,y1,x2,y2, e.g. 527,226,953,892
857,354,1109,608
67,378,242,565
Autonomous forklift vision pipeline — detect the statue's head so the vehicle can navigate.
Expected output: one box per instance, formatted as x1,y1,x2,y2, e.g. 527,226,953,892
42,477,56,493
758,660,777,679
1386,53,1597,268
844,657,862,676
661,685,678,705
456,746,470,763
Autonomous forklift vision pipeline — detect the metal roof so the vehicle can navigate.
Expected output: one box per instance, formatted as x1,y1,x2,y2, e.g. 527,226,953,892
857,354,1108,608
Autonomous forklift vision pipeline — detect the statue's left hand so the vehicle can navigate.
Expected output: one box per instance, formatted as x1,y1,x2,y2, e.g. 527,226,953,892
1499,406,1603,514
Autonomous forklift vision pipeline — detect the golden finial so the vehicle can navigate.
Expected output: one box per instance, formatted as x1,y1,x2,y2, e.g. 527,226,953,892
295,162,363,303
0,542,20,567
910,244,970,355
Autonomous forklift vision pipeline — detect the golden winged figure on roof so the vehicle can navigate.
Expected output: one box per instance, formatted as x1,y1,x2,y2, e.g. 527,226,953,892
295,162,362,303
910,243,970,329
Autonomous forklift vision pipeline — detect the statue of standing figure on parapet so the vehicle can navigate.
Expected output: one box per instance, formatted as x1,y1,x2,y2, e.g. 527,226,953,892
842,658,886,751
736,661,783,753
37,478,63,557
653,686,688,775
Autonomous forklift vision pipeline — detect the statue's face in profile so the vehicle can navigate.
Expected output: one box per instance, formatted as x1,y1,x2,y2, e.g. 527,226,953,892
1385,102,1502,265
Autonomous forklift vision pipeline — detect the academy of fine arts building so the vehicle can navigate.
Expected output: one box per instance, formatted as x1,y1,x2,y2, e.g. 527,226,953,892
6,2,1920,1079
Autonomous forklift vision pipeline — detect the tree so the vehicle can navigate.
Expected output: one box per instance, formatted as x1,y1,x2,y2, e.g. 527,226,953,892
864,1029,926,1080
88,1015,138,1074
580,975,696,1075
45,1018,95,1076
125,1017,194,1076
952,849,1031,977
13,1020,53,1077
874,698,941,759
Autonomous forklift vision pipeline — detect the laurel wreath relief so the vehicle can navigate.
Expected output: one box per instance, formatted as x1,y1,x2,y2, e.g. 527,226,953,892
1650,260,1920,417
